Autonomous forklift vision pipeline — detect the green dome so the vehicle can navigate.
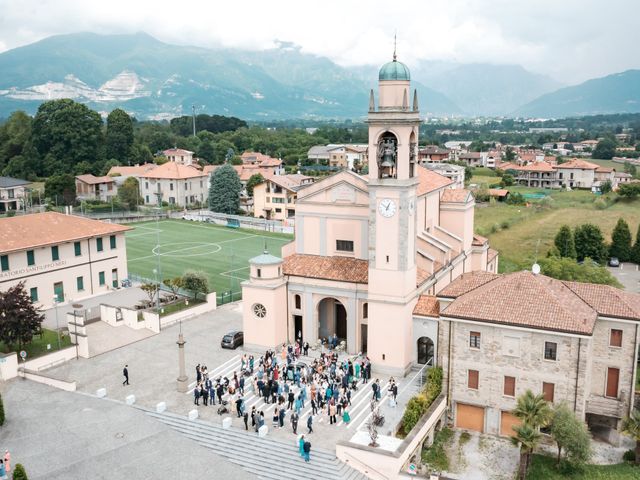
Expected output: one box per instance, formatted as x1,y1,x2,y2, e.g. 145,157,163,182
379,60,410,81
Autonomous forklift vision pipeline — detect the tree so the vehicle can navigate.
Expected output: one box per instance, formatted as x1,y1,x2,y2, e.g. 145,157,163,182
163,277,184,298
44,174,76,206
181,271,209,300
245,173,265,198
592,138,617,159
32,99,104,175
610,218,633,261
511,423,541,480
504,146,516,162
600,179,613,194
500,174,514,187
106,108,134,163
140,283,158,304
12,463,28,480
0,393,4,426
208,164,242,214
632,223,640,264
554,225,576,259
574,223,608,263
618,183,640,199
622,409,640,466
513,390,552,429
549,403,591,467
539,256,622,287
117,177,142,210
0,282,44,350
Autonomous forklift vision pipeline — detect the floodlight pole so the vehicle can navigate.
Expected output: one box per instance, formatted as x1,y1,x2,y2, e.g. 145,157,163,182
154,192,162,311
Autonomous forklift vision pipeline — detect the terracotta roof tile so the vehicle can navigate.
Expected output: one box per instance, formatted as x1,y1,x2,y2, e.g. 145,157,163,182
487,249,499,262
443,271,598,335
438,271,500,298
283,254,368,283
163,148,193,155
563,282,640,321
441,189,472,203
488,189,509,197
0,212,131,254
76,174,114,185
417,267,431,286
138,162,207,180
416,164,453,196
472,234,488,247
555,159,599,170
413,295,440,317
108,164,157,176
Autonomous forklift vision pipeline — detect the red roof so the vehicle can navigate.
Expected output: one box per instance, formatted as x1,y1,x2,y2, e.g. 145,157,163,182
555,159,599,170
283,254,368,283
139,162,207,180
413,295,440,317
76,174,114,185
440,189,472,203
416,164,453,196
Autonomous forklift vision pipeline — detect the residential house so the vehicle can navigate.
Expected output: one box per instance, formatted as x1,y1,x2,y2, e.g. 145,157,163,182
75,175,117,202
163,148,195,165
555,159,600,189
138,162,208,207
0,176,30,213
424,163,465,189
252,174,314,221
513,161,561,188
434,270,640,444
307,145,368,170
458,152,486,167
418,145,451,163
107,164,158,188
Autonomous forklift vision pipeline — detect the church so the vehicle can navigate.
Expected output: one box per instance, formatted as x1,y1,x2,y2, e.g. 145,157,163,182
242,56,498,376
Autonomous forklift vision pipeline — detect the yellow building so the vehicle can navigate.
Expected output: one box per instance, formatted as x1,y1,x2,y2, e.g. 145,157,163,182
252,174,314,221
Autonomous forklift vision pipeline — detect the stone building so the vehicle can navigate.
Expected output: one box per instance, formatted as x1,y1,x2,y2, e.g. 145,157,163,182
434,270,640,444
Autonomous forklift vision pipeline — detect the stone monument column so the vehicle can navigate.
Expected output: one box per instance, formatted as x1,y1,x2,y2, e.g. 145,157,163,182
176,333,188,392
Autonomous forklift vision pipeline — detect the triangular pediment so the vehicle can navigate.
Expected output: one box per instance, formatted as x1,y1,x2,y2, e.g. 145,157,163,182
297,170,369,205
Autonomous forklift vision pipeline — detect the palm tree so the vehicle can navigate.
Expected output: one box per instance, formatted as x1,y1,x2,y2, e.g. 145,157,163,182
622,408,640,466
511,423,542,480
513,389,552,429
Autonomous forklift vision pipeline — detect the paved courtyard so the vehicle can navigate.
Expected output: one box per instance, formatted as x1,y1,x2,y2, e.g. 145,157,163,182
0,380,253,480
46,302,411,451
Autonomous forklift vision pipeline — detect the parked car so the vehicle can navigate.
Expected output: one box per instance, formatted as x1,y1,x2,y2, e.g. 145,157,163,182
608,257,620,267
221,331,244,349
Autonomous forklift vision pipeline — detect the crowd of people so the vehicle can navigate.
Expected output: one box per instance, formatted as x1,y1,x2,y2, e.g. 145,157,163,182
187,340,403,463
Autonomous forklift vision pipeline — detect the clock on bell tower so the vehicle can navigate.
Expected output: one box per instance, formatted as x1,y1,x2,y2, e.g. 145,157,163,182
366,53,421,376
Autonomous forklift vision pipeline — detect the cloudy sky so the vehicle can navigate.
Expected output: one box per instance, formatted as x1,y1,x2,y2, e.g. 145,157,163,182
0,0,638,84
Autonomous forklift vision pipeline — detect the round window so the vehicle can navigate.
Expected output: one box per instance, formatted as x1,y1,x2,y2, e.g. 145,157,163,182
253,303,267,318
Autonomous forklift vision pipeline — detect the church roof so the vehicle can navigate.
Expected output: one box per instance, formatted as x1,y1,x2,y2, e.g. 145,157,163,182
283,254,368,284
416,164,453,196
413,295,440,318
379,59,410,81
250,252,282,265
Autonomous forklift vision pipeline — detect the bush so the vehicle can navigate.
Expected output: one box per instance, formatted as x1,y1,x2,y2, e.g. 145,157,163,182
593,198,608,210
622,449,635,462
12,464,28,480
500,221,510,230
400,367,443,434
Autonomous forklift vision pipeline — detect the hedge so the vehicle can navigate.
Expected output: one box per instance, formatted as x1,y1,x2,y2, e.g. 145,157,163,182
400,366,443,433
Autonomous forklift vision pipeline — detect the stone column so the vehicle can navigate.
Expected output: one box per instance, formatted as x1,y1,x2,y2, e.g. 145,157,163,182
176,333,188,392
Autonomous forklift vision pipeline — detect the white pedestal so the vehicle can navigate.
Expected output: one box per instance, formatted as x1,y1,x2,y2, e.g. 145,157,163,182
222,417,232,429
156,402,167,413
258,425,268,437
96,388,106,398
125,394,136,405
188,409,198,420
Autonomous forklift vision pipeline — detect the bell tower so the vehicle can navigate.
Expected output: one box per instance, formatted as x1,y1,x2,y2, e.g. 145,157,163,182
366,54,421,375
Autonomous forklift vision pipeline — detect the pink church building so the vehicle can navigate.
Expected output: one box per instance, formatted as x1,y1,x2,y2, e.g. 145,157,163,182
242,57,498,376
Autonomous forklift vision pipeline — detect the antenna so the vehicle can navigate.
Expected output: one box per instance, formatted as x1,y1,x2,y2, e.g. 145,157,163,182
532,238,541,274
393,32,397,61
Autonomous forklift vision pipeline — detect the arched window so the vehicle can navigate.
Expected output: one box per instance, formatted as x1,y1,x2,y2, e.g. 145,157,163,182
363,302,368,319
417,336,435,365
377,132,398,179
294,294,301,310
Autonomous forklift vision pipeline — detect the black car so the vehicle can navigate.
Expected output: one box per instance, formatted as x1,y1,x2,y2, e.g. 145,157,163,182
221,331,244,349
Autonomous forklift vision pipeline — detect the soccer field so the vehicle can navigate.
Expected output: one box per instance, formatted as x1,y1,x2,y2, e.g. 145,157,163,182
125,220,293,300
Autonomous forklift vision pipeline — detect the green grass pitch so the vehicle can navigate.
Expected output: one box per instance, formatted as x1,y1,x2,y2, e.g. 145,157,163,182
125,220,293,297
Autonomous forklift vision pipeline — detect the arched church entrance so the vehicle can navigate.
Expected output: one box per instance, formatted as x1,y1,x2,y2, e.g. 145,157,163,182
317,297,347,348
417,336,434,365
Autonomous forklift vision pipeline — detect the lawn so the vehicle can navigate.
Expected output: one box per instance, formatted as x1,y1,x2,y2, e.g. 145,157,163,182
475,193,640,273
526,454,639,479
0,328,72,360
126,219,293,299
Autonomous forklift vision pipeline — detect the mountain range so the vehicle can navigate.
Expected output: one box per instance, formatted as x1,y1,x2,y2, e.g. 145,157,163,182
0,32,638,120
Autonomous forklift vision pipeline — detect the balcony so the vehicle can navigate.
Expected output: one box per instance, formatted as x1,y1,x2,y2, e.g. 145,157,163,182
585,392,626,418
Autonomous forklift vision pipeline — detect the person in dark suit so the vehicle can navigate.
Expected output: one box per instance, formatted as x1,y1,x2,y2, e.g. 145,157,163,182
122,365,129,386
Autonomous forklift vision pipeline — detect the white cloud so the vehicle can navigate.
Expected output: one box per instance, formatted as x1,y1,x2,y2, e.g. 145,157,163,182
0,0,638,83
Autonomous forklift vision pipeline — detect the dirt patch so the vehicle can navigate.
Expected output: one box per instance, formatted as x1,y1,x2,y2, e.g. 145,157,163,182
442,431,519,480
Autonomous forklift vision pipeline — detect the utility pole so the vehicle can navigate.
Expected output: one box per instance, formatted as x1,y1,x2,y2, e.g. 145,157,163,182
192,104,196,137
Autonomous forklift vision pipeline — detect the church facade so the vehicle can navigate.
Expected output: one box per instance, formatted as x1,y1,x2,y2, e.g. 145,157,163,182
242,57,498,376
